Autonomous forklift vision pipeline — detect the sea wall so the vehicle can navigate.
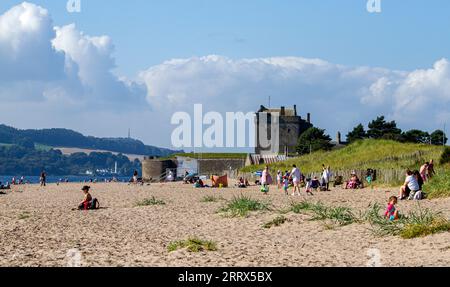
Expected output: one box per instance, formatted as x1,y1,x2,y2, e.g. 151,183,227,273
198,159,246,176
142,158,177,182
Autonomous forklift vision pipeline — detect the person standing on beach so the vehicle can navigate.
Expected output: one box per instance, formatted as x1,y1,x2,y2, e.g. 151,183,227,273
321,165,331,191
419,162,429,182
132,170,139,183
276,170,283,190
427,159,435,179
40,171,46,187
290,164,302,196
260,166,272,195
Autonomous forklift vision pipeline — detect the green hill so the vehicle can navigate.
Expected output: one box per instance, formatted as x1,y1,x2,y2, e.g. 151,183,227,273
243,139,449,198
242,139,444,174
0,124,181,157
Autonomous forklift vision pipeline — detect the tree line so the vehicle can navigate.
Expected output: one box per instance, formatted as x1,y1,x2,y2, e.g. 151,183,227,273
0,145,141,176
0,124,181,157
295,116,448,155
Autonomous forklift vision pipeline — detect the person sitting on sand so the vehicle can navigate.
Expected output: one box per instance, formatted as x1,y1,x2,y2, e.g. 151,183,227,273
407,170,426,200
385,196,399,221
132,170,139,183
345,172,363,189
0,181,9,190
310,176,321,191
413,170,424,191
237,177,247,188
78,186,99,210
399,170,420,200
194,179,206,188
304,178,315,196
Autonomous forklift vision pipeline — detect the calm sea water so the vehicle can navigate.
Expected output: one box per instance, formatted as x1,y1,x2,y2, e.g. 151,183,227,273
0,175,132,184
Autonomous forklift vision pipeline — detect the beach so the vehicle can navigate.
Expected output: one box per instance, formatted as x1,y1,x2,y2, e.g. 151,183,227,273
0,182,449,267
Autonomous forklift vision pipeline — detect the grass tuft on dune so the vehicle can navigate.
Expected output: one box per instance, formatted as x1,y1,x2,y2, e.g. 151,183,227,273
424,166,450,199
168,237,218,253
219,195,270,217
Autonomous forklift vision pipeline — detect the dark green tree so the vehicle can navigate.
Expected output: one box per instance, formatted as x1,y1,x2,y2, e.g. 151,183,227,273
16,138,35,150
402,130,430,144
296,127,333,155
430,130,448,146
346,124,367,143
367,116,402,140
440,147,450,165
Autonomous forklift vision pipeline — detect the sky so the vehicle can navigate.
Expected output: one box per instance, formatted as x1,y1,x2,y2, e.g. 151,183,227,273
0,0,449,150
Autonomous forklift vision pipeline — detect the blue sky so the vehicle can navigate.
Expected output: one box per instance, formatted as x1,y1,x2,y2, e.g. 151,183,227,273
2,0,450,76
0,1,449,149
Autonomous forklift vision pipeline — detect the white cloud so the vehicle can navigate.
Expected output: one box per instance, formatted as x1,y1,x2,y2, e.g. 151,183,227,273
0,2,449,149
140,55,450,144
0,2,64,82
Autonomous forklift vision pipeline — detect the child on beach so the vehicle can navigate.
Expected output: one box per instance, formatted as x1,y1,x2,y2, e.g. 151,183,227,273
304,178,315,196
282,176,290,195
78,186,99,210
384,196,399,221
260,166,272,195
277,170,283,190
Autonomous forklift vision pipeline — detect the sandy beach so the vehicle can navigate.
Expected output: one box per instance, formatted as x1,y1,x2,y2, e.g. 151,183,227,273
0,182,449,267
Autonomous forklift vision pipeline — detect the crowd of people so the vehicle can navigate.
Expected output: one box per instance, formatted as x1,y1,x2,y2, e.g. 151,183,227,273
253,158,438,221
256,164,333,196
3,159,438,220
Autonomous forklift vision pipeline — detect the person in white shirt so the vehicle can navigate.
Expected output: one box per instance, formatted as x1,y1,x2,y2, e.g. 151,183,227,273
290,164,302,196
321,165,332,191
399,170,420,200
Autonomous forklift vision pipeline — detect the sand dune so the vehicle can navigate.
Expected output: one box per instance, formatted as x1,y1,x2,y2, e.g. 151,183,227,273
0,182,449,267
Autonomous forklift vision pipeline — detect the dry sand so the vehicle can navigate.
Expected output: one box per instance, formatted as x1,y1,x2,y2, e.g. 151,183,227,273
0,182,449,267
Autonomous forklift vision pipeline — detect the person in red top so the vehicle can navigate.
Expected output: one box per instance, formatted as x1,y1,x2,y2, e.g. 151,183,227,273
78,186,100,210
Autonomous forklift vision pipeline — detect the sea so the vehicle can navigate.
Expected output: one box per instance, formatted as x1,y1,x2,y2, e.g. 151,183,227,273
0,175,132,184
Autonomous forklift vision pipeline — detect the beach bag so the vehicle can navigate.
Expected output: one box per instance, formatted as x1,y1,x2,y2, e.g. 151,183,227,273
413,191,423,201
260,185,269,193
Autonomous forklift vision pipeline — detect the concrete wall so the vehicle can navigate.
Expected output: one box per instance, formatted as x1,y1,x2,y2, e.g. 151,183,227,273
142,157,247,180
198,159,246,176
142,158,177,182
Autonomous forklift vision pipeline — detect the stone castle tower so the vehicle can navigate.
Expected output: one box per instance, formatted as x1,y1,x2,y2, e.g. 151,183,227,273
255,105,312,155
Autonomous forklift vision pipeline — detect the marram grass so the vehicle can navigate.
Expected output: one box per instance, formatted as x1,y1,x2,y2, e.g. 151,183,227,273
218,195,270,217
168,237,218,253
241,139,444,175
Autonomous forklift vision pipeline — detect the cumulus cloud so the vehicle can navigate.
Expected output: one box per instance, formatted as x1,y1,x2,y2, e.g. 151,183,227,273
0,2,64,82
140,55,450,144
0,2,449,148
0,2,146,105
51,23,146,104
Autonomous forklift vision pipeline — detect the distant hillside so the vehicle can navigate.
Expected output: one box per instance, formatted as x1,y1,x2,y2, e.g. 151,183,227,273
0,124,181,157
242,139,445,174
